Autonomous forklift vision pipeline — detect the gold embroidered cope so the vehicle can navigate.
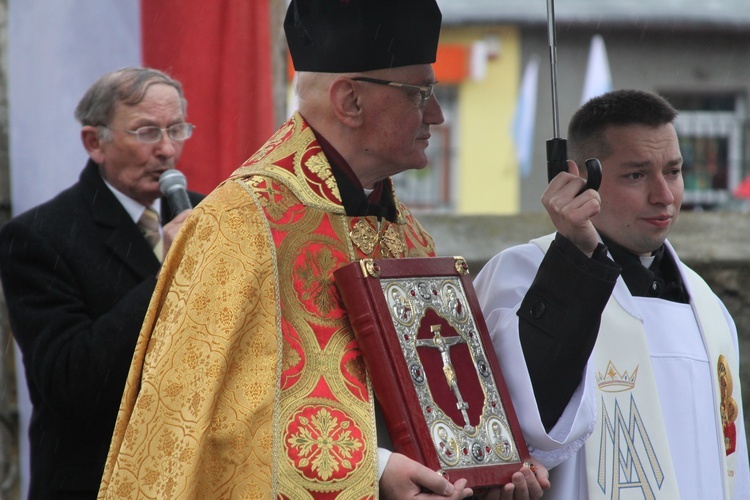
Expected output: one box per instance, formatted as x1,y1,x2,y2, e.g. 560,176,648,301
99,113,436,499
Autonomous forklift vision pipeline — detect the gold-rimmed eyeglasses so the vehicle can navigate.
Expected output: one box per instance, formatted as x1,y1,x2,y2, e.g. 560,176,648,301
105,123,195,143
352,77,435,107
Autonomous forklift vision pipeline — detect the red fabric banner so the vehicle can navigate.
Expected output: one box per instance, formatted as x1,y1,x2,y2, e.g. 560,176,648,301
141,0,275,195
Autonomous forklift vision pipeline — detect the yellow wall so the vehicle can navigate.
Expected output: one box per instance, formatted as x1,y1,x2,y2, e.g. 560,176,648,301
440,26,521,215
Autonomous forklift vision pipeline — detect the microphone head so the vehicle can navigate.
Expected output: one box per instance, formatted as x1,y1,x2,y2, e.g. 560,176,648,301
159,169,187,195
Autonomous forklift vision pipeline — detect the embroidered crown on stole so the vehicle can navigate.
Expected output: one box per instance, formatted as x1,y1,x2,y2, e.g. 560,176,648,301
596,361,638,392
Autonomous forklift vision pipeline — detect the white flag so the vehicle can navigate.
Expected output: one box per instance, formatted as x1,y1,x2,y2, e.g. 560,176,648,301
513,56,540,178
581,34,612,105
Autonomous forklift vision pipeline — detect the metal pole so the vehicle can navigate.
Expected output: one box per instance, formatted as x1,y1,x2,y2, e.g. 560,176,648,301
546,0,561,139
544,0,602,190
545,0,568,182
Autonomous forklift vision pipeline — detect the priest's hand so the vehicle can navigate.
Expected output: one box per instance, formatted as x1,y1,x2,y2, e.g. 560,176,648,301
542,160,601,257
476,460,550,500
380,452,474,499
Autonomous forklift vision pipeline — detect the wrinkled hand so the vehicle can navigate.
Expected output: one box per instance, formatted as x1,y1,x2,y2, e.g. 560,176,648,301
541,161,601,257
161,209,191,257
478,460,550,500
380,453,474,499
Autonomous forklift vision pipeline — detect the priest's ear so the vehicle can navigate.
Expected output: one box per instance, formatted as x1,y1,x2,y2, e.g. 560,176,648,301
330,77,364,127
81,125,107,165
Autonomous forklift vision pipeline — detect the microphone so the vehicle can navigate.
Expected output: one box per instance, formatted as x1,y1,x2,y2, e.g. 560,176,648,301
159,169,192,217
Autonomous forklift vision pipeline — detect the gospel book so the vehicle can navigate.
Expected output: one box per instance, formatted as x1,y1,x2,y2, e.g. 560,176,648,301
333,256,531,490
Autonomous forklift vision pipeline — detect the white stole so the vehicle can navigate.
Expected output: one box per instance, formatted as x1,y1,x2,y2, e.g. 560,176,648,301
586,295,681,499
682,266,740,499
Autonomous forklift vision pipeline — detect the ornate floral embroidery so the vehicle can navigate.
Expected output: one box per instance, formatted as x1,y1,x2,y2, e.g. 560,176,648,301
297,246,340,317
349,220,378,254
241,119,295,167
381,224,405,258
286,406,365,481
304,152,341,202
255,180,297,222
349,220,407,258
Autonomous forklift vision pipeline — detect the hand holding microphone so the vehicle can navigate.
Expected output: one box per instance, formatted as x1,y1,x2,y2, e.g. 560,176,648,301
159,169,192,217
158,169,193,260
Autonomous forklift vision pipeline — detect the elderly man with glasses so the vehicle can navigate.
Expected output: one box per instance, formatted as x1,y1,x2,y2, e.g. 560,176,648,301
0,67,204,499
98,1,549,499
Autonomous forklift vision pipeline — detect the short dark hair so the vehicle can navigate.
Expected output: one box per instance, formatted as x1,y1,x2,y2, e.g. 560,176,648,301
74,67,185,129
568,89,678,165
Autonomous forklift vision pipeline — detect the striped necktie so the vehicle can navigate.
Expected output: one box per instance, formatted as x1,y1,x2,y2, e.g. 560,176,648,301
138,207,162,261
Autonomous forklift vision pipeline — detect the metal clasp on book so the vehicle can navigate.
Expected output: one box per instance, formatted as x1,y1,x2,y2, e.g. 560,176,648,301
359,258,381,278
453,256,470,276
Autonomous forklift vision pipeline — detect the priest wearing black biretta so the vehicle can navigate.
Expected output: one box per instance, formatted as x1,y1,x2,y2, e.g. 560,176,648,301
285,0,444,223
98,1,548,499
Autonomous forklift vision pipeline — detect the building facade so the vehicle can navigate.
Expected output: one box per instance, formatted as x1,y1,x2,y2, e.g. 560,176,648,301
393,0,750,214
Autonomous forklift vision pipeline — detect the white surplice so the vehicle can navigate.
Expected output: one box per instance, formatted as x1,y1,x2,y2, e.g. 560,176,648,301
474,238,750,499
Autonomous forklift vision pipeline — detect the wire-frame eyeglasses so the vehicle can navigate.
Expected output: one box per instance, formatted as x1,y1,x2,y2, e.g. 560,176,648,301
351,77,435,107
105,123,195,144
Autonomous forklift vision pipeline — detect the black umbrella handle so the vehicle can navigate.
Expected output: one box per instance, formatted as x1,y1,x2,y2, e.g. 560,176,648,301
547,138,602,193
581,158,602,193
546,137,568,182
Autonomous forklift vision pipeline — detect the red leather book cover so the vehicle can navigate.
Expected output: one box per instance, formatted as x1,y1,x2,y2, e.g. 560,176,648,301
333,257,531,490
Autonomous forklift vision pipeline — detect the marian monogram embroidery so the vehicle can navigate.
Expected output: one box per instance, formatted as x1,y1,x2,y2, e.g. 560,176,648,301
594,362,667,498
596,395,665,498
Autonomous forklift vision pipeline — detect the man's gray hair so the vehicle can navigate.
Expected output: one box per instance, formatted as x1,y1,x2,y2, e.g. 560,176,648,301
74,67,186,136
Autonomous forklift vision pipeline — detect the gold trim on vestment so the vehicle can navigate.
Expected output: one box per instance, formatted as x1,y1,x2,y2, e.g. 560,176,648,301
99,113,435,499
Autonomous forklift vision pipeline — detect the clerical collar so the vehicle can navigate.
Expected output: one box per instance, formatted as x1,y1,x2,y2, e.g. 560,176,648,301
639,255,656,268
600,233,688,303
308,124,397,222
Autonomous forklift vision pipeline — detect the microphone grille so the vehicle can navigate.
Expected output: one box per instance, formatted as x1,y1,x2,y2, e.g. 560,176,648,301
159,169,187,195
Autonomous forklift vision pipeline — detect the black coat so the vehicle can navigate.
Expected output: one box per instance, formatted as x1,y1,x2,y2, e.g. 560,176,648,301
0,160,204,499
